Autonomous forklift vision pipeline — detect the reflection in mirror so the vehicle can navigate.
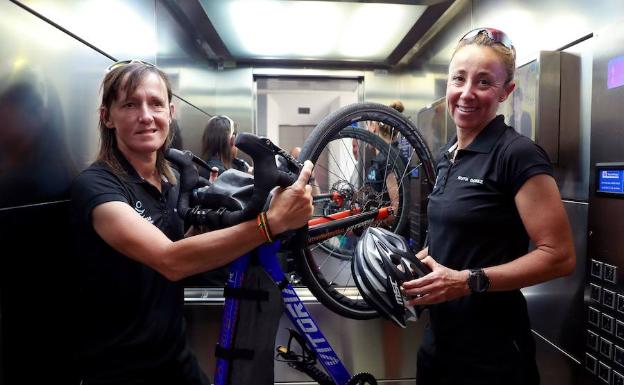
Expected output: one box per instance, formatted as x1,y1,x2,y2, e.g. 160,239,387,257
0,67,77,208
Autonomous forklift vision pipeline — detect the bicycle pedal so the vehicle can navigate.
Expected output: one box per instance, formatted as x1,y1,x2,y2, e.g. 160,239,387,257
275,345,301,362
288,272,302,285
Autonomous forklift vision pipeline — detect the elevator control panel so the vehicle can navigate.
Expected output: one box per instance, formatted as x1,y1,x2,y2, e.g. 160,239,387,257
585,258,624,383
596,163,624,196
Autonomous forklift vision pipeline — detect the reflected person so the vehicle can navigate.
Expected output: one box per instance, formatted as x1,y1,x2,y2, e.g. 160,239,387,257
509,87,532,138
200,115,252,177
0,68,76,207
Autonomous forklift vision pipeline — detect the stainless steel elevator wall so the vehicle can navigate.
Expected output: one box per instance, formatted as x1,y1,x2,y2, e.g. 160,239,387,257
185,288,423,383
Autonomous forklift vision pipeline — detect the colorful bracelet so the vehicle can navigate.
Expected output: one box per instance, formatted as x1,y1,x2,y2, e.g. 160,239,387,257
256,214,268,242
257,212,273,243
260,212,274,242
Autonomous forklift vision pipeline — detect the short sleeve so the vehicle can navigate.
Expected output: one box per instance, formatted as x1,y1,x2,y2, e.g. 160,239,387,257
500,136,553,196
71,167,130,225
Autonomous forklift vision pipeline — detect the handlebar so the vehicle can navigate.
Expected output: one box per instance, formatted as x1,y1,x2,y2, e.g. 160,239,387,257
165,133,303,230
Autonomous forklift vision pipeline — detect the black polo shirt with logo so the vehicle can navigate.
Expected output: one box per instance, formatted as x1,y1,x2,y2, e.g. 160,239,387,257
424,115,553,359
71,151,188,382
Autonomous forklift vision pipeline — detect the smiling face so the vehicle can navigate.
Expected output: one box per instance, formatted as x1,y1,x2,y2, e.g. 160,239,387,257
447,44,515,133
102,71,174,159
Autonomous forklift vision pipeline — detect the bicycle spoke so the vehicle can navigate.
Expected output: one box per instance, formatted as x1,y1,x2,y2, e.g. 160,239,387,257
337,136,361,179
317,243,338,270
327,259,351,286
312,162,350,187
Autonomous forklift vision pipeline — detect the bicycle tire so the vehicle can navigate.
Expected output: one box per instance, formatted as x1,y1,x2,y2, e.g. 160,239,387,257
295,102,436,320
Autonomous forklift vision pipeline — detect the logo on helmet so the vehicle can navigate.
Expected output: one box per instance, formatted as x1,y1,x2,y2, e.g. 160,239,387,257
389,276,404,306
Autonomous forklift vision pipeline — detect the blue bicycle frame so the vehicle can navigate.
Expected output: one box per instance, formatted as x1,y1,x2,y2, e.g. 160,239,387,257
214,241,352,385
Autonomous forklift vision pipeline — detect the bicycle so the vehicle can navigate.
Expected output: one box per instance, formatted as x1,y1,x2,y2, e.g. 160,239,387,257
166,102,436,385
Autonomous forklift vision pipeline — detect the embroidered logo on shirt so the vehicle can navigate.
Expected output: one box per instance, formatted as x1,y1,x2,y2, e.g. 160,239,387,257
457,175,483,185
134,200,154,224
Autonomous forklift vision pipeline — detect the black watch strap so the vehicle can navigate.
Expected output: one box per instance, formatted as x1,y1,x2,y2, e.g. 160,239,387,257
468,268,490,293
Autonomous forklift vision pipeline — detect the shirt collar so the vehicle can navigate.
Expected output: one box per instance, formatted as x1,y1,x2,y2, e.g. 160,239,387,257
446,115,507,155
113,147,143,183
113,147,169,186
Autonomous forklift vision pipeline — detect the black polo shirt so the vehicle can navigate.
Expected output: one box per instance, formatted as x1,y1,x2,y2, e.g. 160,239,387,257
424,115,552,357
71,151,187,381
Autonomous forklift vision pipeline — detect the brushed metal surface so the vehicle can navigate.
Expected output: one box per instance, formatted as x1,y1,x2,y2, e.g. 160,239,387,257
21,0,157,62
556,39,593,202
584,19,624,385
523,201,588,362
0,1,109,208
184,291,423,382
587,20,624,267
535,51,561,163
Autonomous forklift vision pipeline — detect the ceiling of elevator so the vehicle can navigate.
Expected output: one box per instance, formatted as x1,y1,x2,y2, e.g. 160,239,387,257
174,0,456,69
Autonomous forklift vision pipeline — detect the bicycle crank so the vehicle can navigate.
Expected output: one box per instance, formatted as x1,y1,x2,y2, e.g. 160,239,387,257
346,372,377,385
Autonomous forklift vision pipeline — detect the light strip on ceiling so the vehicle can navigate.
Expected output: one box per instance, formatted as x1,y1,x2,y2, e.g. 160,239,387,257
209,0,425,61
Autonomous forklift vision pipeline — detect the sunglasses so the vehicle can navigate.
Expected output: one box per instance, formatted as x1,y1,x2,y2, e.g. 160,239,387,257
106,59,155,72
460,28,515,52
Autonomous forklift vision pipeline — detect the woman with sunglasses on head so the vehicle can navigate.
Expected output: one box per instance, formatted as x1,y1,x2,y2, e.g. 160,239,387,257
70,61,313,385
200,115,252,177
401,29,575,385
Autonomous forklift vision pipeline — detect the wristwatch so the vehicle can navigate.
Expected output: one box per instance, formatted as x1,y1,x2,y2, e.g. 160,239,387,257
467,268,490,293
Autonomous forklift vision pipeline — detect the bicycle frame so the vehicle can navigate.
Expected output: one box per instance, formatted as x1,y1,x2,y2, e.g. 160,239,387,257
307,206,392,244
214,241,353,385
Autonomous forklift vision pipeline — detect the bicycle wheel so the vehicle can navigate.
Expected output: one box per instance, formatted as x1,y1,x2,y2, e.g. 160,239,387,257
295,102,436,320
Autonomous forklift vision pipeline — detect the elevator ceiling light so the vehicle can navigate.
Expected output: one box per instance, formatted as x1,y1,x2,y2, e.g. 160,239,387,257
200,0,426,62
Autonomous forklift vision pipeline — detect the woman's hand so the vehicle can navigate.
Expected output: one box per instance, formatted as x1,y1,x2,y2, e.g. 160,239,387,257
266,160,314,234
402,255,470,306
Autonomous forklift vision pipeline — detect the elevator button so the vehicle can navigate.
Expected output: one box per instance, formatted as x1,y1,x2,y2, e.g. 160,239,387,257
615,345,624,367
617,320,624,341
592,259,604,279
604,289,616,309
618,294,624,314
605,264,618,284
599,361,611,383
615,370,624,385
586,353,597,374
603,313,615,334
591,283,602,303
589,330,600,351
589,307,601,327
601,337,613,359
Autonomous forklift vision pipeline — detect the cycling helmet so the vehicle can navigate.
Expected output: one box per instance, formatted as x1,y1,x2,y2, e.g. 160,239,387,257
352,227,432,328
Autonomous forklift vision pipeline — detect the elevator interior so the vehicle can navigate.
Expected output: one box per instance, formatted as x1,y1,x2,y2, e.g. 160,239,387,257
2,1,624,385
